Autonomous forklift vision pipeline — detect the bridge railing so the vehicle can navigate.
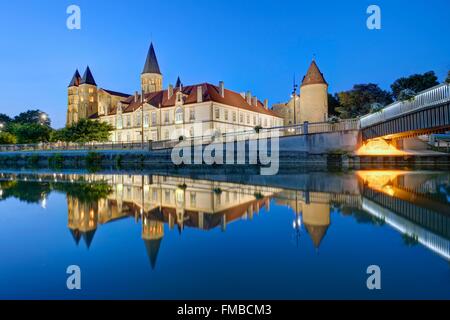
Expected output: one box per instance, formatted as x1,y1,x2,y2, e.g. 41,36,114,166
360,83,450,128
0,119,360,153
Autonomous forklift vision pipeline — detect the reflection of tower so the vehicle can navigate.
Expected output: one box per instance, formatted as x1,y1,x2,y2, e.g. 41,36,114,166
142,217,164,269
67,196,98,249
302,202,330,249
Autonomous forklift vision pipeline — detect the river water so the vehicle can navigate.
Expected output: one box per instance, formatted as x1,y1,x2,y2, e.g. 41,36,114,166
0,169,449,299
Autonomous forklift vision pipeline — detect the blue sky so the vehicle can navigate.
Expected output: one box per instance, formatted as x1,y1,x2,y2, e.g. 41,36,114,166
0,0,449,128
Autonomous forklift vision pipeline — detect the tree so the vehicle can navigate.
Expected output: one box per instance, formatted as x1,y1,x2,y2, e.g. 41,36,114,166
397,89,416,102
335,84,393,119
446,71,450,84
390,71,439,100
8,123,53,144
328,94,341,116
0,113,12,125
55,119,114,143
0,132,17,145
13,109,51,126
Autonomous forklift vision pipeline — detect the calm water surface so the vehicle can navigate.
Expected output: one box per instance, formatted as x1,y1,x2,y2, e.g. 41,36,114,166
0,169,449,299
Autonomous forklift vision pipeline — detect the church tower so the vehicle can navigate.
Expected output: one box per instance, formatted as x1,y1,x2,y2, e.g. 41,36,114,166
67,69,81,126
141,43,163,94
78,66,98,120
299,60,328,123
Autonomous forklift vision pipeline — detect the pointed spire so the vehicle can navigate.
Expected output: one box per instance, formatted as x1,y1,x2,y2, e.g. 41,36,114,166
81,229,97,249
301,60,327,87
142,43,161,75
144,238,162,269
175,76,182,88
68,69,81,87
69,229,81,246
80,66,97,86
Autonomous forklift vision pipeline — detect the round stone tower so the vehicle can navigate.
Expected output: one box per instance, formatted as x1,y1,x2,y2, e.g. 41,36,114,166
299,60,328,123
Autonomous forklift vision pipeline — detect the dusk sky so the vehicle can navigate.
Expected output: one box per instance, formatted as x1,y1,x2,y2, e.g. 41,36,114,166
1,0,449,128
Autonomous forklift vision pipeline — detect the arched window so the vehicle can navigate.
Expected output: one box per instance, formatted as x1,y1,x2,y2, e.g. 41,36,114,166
175,107,183,124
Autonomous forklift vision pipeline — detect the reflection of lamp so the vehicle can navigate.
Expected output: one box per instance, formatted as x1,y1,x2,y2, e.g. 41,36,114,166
40,196,47,209
292,211,302,248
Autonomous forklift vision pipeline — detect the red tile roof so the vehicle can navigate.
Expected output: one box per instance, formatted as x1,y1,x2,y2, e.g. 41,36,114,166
100,83,280,118
101,89,131,98
301,60,327,87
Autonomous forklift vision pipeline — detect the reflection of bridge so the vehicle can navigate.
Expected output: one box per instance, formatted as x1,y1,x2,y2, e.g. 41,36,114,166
360,84,450,141
359,171,450,259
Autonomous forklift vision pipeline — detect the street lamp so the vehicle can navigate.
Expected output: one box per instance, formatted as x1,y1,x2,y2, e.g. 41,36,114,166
0,122,4,132
39,112,48,125
292,75,298,125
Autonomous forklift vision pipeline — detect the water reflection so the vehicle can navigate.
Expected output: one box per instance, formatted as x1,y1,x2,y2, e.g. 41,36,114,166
0,170,449,267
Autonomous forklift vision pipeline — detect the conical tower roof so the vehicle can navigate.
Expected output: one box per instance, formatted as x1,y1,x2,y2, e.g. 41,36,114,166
80,66,97,86
68,69,81,87
175,76,182,88
304,224,329,248
301,60,327,87
142,43,161,75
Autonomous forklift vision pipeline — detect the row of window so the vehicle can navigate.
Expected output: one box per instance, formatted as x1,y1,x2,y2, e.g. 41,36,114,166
214,107,278,127
107,107,280,130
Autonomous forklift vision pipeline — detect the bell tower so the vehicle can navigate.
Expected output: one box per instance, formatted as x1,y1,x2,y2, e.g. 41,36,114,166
67,69,81,126
78,66,98,120
141,43,163,94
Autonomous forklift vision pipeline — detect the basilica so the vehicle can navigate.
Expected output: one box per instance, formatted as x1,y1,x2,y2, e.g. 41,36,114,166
67,43,285,143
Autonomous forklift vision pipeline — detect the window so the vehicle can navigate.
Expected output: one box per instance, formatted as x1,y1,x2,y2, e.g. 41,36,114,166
117,116,123,129
126,134,131,142
225,110,229,121
89,88,94,94
152,190,158,201
89,96,94,103
152,112,157,126
240,114,244,123
164,112,169,123
126,115,131,127
164,130,169,140
253,116,257,125
215,108,220,119
136,114,141,127
233,112,237,122
190,192,196,206
175,107,183,124
144,113,149,128
190,109,195,121
264,119,268,127
117,133,122,142
189,127,194,137
246,114,250,124
165,190,171,202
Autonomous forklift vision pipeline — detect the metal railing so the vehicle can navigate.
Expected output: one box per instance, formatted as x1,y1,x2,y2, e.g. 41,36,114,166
0,119,360,153
360,83,450,128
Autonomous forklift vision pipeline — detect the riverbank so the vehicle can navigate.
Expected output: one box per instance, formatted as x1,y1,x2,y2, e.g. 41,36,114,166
0,148,450,172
